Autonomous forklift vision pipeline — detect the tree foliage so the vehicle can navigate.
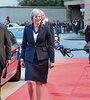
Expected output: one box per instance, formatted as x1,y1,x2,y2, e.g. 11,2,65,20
18,0,64,6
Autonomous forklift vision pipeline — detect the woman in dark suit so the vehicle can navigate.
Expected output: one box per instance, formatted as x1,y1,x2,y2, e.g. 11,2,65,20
20,9,54,100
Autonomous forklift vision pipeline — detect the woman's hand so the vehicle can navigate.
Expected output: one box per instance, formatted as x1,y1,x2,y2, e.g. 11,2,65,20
20,61,25,68
49,62,54,69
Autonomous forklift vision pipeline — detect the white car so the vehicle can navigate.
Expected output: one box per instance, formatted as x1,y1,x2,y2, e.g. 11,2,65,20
9,23,20,27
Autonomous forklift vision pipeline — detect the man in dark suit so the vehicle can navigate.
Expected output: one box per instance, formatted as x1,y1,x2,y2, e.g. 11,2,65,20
41,11,55,43
0,25,11,78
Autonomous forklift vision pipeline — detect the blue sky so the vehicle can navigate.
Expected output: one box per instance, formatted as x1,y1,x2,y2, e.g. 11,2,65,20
0,0,19,6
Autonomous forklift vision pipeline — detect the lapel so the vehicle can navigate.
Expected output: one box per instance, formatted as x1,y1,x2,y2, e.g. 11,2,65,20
29,24,35,44
36,24,44,42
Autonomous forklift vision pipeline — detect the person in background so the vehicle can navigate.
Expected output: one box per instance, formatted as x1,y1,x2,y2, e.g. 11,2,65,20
77,18,81,31
74,20,78,35
85,19,90,45
56,20,61,33
20,9,54,100
41,11,55,42
5,16,13,27
0,25,11,81
52,20,57,34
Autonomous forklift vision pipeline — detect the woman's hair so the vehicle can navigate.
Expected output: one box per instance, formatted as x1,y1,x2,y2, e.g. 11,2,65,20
6,19,10,23
30,8,42,21
6,16,10,23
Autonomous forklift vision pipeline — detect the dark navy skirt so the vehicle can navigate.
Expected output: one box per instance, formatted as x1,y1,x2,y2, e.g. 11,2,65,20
25,52,49,83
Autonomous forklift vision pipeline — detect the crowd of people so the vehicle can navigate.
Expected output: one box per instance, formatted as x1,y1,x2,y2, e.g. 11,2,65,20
15,19,83,35
4,15,84,35
52,19,83,34
18,19,84,35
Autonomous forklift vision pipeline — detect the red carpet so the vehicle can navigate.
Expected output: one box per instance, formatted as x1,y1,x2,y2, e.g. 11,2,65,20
5,57,90,100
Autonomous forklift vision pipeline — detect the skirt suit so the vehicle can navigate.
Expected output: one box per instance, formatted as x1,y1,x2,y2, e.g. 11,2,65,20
20,23,54,83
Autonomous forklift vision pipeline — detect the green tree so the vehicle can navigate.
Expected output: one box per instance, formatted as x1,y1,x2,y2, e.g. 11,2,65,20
18,0,64,6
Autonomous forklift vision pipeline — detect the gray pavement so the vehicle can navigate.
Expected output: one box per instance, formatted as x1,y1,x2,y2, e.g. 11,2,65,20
60,32,85,40
55,32,88,59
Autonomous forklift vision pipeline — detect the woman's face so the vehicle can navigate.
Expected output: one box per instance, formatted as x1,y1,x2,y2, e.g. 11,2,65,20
5,19,9,25
33,13,42,26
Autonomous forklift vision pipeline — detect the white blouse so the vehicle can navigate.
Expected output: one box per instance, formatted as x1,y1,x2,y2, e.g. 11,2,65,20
33,31,38,42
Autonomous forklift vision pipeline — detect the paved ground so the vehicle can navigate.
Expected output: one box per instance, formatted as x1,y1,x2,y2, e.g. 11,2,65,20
63,32,85,40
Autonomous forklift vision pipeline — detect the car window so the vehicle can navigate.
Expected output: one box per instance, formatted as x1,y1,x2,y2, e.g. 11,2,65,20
8,31,17,46
8,31,20,58
9,28,24,39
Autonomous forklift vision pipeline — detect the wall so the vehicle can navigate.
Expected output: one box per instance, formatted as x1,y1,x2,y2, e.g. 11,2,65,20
64,0,82,5
64,0,84,21
0,6,66,24
64,0,90,26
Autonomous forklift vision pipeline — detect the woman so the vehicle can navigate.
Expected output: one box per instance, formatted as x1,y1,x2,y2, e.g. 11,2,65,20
85,19,90,45
5,16,13,27
20,9,54,100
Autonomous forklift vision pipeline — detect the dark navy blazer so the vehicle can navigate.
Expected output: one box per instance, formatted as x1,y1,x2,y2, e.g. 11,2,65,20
20,23,54,63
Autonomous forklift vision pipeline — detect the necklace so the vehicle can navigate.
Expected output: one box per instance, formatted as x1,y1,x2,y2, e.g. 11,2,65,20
32,23,41,34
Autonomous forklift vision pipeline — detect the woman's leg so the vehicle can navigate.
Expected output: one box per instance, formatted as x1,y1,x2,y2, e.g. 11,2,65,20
27,81,34,100
36,82,42,100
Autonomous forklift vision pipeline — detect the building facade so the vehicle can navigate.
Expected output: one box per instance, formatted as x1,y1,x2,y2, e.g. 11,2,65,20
64,0,84,21
85,0,90,23
64,0,90,24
